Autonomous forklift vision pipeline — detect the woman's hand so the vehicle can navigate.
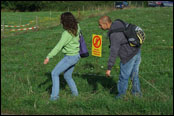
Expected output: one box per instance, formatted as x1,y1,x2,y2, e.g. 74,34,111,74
106,70,111,77
44,58,49,64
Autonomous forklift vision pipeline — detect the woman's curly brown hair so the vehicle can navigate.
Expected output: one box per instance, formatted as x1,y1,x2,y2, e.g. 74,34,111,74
61,12,78,36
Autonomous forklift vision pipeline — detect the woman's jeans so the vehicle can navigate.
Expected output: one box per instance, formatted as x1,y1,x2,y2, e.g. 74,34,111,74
117,50,142,98
50,54,80,100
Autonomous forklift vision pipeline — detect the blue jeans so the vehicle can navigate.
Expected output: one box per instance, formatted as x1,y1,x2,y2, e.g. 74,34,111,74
50,54,80,101
116,50,142,98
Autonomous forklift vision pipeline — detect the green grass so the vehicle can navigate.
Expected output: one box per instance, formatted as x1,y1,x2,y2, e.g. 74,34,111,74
1,7,173,115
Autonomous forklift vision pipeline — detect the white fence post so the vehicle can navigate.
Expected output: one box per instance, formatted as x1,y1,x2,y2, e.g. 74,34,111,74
83,6,85,13
3,20,5,37
129,1,131,6
36,16,38,28
50,10,52,20
20,16,22,25
114,2,115,9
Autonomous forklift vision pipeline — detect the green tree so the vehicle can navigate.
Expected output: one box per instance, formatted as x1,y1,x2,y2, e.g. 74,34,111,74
15,1,43,12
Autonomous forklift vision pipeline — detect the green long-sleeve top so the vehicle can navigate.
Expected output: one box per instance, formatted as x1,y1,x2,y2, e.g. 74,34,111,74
46,24,80,59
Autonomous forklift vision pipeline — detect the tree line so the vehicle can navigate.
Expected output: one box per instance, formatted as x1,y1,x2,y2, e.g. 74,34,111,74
1,1,148,12
1,1,116,12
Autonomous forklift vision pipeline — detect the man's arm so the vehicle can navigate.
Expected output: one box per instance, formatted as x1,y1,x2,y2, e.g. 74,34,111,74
107,32,123,70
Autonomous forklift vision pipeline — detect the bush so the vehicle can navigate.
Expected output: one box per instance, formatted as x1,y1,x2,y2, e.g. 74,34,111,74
1,1,115,12
1,1,43,12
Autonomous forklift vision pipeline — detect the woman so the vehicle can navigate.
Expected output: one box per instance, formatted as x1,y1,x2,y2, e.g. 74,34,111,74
44,12,81,101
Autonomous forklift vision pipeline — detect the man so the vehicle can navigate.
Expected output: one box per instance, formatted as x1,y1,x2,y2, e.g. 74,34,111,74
98,16,142,99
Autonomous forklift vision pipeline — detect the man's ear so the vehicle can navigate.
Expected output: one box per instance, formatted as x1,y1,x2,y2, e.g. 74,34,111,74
105,23,109,29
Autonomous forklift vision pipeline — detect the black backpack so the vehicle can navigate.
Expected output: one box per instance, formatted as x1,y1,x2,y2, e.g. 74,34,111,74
108,19,145,47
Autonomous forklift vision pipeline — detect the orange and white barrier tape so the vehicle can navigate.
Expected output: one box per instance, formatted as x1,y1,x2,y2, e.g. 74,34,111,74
2,24,30,28
1,26,37,31
1,21,34,28
5,27,37,32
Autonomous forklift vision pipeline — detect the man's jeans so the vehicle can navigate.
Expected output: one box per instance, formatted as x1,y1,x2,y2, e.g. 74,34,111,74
117,50,142,98
50,54,80,100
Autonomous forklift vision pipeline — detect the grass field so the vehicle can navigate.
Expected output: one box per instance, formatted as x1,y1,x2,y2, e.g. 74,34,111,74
1,7,173,115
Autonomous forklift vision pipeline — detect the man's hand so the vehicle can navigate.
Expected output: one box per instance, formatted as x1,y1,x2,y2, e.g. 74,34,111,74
106,70,111,77
44,58,49,64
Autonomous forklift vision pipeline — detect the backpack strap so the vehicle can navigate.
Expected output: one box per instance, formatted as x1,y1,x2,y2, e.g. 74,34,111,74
115,19,126,28
108,28,124,37
108,19,127,37
108,19,129,46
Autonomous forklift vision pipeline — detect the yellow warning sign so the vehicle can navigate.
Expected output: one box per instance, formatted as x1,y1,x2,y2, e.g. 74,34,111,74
92,34,102,57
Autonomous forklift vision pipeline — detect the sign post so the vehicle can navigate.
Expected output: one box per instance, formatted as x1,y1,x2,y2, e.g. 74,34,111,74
92,34,102,57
